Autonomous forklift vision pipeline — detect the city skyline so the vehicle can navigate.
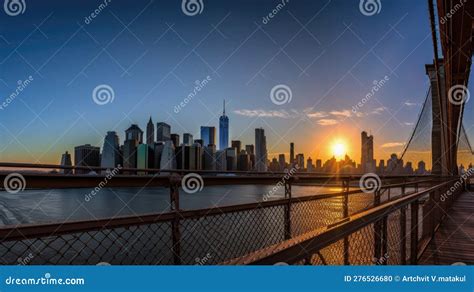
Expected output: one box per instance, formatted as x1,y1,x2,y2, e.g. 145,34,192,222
0,0,473,166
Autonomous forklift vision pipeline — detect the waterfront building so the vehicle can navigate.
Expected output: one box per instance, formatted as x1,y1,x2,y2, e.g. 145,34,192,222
101,131,120,171
156,122,171,142
201,126,216,146
146,117,154,145
183,133,193,146
255,128,268,172
74,144,100,174
60,151,73,174
219,100,229,150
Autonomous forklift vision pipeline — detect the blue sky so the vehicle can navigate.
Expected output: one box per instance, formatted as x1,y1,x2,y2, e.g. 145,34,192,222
0,0,472,164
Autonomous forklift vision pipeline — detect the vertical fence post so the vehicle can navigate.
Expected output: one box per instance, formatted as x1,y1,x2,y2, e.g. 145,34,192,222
170,174,182,265
343,178,350,265
373,188,382,264
400,205,407,265
284,178,292,240
410,199,419,265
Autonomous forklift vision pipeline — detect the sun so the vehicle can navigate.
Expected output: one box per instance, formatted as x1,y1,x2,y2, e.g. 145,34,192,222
332,142,346,159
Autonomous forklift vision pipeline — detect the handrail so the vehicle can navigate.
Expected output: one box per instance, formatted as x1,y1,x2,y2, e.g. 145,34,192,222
222,179,457,265
0,179,436,241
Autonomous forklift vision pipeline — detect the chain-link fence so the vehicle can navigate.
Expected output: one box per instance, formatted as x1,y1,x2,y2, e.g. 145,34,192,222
0,179,436,265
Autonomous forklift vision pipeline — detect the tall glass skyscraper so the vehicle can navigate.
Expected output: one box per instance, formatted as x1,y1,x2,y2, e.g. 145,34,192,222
219,100,229,150
201,126,216,147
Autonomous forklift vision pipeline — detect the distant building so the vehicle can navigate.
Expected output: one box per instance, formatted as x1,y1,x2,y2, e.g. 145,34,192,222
60,151,72,174
203,144,216,171
101,131,120,171
237,150,250,171
215,150,227,171
154,142,165,169
296,153,305,169
74,144,100,174
123,139,139,173
307,157,313,172
201,126,216,146
183,133,193,146
125,124,143,144
194,139,204,147
255,128,268,172
417,161,427,174
171,134,180,148
361,131,375,173
278,154,286,171
231,140,242,154
137,144,154,174
226,147,237,171
245,144,254,155
190,143,203,170
146,117,154,145
160,140,176,170
290,142,295,165
219,100,229,150
156,122,171,142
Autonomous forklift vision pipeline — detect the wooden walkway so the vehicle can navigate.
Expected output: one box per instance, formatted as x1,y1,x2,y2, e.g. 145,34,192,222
420,189,474,265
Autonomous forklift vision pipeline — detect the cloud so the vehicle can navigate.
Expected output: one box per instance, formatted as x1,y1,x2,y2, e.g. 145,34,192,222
306,111,328,118
317,119,339,126
404,101,418,107
233,109,294,119
371,107,386,114
404,122,414,126
329,110,352,117
381,142,405,148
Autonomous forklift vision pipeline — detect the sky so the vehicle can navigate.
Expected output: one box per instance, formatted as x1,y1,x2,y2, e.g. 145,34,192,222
0,0,472,165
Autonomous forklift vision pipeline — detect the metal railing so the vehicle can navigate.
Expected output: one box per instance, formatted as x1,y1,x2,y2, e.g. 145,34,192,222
0,171,436,265
224,178,465,265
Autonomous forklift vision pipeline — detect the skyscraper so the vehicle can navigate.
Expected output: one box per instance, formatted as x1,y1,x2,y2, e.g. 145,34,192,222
201,126,216,146
160,140,176,170
361,131,375,173
219,100,229,150
183,133,193,146
290,142,295,165
60,151,72,174
278,154,286,171
171,134,180,148
125,124,143,143
157,122,171,142
137,144,154,174
101,131,121,171
146,117,154,145
203,144,216,170
231,140,242,154
74,144,101,174
255,128,268,172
